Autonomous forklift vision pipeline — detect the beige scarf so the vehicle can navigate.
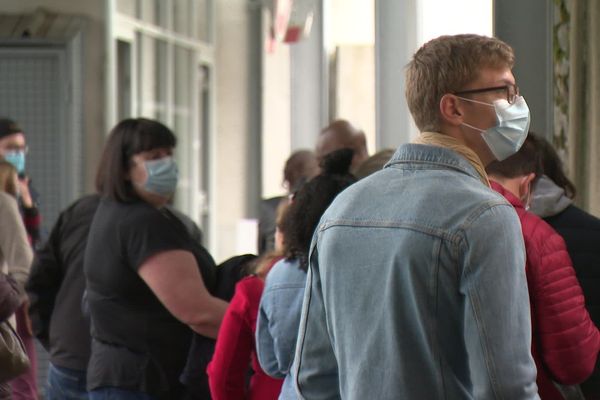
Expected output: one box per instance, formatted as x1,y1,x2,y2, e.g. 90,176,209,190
411,131,490,187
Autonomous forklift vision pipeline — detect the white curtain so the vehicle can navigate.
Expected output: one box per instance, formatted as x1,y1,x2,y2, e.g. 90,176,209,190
565,0,600,215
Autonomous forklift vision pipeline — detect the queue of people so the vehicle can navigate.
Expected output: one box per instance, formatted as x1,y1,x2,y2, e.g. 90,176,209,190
0,32,599,400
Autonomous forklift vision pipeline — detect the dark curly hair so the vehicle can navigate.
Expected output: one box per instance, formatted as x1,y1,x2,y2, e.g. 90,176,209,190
280,149,356,270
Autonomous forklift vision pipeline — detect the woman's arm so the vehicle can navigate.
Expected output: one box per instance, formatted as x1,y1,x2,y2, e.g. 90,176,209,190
256,288,284,378
138,249,228,338
25,209,65,348
256,266,306,379
0,193,33,291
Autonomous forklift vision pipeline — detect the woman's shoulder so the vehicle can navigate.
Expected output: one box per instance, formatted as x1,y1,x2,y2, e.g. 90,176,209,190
265,258,306,286
0,191,17,208
233,275,264,303
99,197,167,226
0,192,20,221
237,275,263,289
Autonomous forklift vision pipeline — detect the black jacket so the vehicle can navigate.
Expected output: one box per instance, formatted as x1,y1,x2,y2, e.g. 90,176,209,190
545,205,600,327
532,176,600,398
544,205,600,398
26,194,100,371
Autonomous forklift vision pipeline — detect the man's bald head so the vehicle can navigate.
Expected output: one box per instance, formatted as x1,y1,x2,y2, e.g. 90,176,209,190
316,119,369,171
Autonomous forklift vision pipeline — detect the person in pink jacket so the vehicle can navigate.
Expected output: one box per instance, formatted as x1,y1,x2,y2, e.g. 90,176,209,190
487,134,600,400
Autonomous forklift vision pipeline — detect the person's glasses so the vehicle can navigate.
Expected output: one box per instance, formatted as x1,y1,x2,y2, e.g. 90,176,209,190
5,145,28,154
454,84,520,104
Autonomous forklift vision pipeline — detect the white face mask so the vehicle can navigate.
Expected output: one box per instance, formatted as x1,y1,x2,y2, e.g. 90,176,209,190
460,95,531,161
142,157,179,197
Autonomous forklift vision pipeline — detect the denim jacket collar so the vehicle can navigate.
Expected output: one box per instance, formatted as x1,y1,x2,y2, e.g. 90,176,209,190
385,143,486,184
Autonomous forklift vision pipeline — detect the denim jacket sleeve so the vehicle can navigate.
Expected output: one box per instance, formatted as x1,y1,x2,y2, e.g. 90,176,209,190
460,203,539,400
293,243,341,400
256,264,306,380
256,288,285,379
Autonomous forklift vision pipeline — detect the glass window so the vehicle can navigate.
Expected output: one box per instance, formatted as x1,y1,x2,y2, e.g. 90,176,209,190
199,65,212,231
194,0,211,42
174,46,192,109
138,0,168,28
137,35,167,120
173,0,191,36
174,113,191,212
116,0,137,18
173,46,193,212
155,39,168,121
116,40,133,120
111,0,215,242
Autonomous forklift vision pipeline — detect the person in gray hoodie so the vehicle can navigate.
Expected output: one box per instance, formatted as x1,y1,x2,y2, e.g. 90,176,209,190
529,132,600,399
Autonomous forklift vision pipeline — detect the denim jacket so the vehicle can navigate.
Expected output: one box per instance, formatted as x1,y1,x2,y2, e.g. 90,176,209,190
292,144,539,400
256,258,307,399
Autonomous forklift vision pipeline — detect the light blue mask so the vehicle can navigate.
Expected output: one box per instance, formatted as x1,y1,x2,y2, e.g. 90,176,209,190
461,95,531,161
143,157,179,197
4,151,26,174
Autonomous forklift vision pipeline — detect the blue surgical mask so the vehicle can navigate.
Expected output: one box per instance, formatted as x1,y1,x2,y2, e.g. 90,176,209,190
143,157,179,197
460,95,531,161
4,151,26,174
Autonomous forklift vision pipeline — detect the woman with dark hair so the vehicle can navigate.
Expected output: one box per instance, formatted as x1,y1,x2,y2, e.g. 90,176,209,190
256,149,356,400
529,133,600,399
84,118,227,400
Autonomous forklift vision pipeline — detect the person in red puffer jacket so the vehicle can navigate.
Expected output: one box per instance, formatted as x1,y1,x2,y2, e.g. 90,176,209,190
207,201,289,400
487,133,600,400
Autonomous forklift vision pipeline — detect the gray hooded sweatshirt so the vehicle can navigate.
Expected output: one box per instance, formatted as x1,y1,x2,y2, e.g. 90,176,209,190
530,175,573,218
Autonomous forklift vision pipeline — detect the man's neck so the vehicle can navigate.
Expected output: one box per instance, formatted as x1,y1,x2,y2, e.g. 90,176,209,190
438,125,494,166
489,176,520,198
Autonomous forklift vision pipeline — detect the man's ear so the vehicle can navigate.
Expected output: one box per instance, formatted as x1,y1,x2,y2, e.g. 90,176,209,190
525,172,536,187
439,94,465,127
520,172,536,195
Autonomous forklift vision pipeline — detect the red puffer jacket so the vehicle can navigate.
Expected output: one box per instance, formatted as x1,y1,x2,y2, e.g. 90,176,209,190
491,181,600,400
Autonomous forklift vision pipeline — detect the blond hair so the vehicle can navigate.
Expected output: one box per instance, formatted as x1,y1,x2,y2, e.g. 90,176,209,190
0,160,18,197
405,34,515,132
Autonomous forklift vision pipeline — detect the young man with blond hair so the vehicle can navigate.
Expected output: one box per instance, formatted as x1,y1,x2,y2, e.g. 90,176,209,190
293,34,539,399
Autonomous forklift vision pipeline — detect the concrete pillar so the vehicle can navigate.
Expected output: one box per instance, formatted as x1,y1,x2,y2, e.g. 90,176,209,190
375,0,418,149
289,0,328,150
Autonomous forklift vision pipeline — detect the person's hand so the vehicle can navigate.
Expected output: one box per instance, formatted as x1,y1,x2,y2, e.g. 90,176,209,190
18,176,33,208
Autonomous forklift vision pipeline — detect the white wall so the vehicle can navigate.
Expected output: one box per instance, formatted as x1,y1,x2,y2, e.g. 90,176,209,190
335,45,376,154
262,37,292,199
329,0,376,153
417,0,493,44
214,0,259,262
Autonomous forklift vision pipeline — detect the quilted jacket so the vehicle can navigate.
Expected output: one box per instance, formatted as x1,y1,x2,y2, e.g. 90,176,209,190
492,181,600,400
